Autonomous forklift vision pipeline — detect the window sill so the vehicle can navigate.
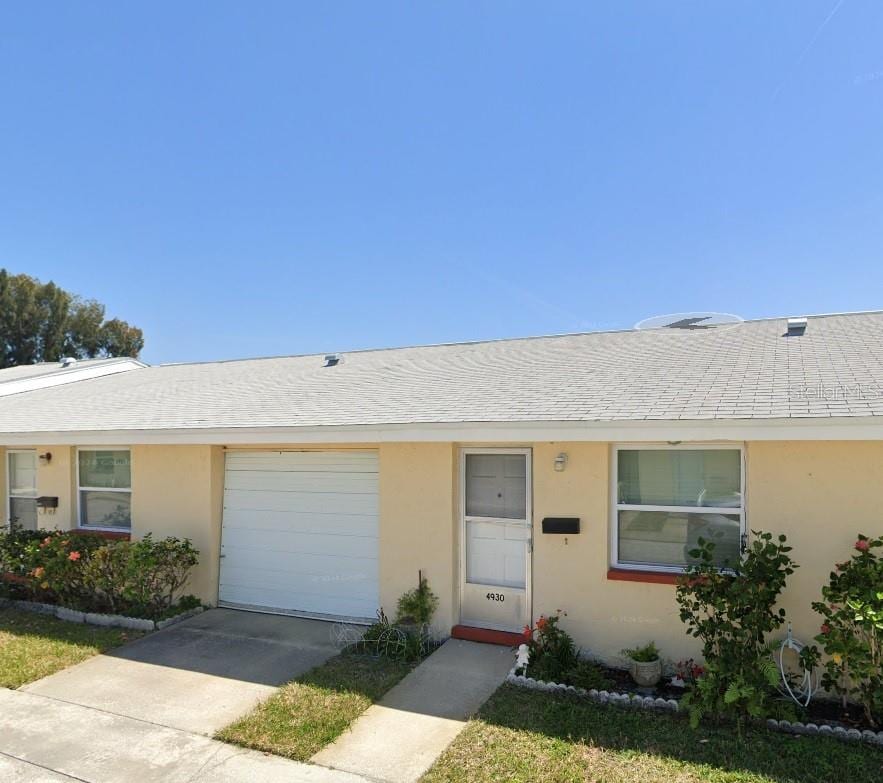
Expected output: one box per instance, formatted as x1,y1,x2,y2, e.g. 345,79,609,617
72,528,131,541
606,568,681,585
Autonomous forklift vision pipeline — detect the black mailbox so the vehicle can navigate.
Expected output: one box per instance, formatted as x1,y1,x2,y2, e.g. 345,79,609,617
541,517,580,534
36,496,59,509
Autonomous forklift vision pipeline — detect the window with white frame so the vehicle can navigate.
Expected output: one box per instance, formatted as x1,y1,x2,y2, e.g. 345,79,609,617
613,446,744,571
78,449,131,529
7,450,38,530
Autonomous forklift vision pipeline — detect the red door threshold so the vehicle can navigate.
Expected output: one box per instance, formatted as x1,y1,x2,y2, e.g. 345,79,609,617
451,624,525,647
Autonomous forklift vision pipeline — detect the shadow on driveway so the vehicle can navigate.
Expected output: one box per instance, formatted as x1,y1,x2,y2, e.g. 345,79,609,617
21,608,348,735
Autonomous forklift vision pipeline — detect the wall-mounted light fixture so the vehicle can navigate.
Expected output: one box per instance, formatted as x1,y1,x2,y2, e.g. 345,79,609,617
554,452,568,472
38,452,52,465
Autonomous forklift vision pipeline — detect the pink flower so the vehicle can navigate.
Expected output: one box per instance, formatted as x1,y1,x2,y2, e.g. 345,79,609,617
68,551,81,562
820,623,831,635
855,539,869,552
31,567,45,579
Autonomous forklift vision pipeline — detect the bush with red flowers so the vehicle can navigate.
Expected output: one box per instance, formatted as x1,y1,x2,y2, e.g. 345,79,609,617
23,532,105,606
676,530,797,736
812,533,883,728
1,528,199,620
523,610,611,690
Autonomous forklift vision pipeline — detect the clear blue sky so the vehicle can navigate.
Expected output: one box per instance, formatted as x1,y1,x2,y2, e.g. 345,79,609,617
1,2,881,364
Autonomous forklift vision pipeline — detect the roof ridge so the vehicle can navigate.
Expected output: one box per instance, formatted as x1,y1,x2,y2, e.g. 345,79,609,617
156,309,883,369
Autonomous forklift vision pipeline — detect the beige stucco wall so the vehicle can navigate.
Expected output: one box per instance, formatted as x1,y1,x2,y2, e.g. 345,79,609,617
745,441,883,658
378,443,457,635
33,446,76,531
5,437,881,667
531,440,883,664
530,441,669,661
130,445,223,604
3,444,222,604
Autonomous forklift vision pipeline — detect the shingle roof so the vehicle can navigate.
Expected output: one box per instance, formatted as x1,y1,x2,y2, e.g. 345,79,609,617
1,313,882,434
0,358,144,398
0,358,120,384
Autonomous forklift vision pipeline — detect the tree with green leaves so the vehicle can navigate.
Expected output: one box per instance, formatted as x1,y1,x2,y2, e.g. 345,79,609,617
0,269,144,368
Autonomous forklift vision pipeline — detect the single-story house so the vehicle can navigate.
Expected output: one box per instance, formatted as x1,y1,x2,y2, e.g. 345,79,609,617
2,312,882,661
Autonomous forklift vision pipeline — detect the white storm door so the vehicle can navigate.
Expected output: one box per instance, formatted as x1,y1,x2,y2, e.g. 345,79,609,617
460,449,531,632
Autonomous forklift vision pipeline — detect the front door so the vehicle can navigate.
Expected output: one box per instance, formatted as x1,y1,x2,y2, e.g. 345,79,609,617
459,449,531,632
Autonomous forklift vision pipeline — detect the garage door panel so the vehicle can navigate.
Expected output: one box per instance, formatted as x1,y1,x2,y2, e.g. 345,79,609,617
224,488,377,516
221,530,378,561
220,565,378,598
225,452,378,472
220,584,380,619
219,451,379,621
221,508,377,536
224,471,379,494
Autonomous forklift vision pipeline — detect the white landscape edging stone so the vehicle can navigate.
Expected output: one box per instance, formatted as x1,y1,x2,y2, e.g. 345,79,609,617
505,663,679,715
155,605,204,630
2,597,204,633
507,653,883,749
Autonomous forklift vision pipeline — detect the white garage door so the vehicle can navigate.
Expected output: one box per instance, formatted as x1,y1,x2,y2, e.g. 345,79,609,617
219,451,379,622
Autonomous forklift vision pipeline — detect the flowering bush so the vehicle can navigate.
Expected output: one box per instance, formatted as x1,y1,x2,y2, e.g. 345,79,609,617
0,528,199,620
812,534,883,728
676,531,796,735
673,658,706,687
523,611,611,691
23,533,106,605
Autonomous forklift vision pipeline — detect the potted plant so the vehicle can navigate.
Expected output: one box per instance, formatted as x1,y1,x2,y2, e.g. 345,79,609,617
622,641,662,687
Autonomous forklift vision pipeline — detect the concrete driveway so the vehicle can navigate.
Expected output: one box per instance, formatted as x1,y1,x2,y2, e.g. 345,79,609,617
21,608,344,735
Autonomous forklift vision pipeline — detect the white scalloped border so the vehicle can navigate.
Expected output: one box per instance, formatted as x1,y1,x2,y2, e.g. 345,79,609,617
506,661,883,748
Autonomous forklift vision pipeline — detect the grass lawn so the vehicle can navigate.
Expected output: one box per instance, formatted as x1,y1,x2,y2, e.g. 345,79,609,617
0,607,141,689
423,685,883,783
217,651,414,761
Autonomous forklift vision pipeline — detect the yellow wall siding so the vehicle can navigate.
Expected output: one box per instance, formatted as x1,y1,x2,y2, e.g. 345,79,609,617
4,437,880,664
529,441,883,663
378,443,457,634
745,440,883,655
130,445,219,602
531,442,691,660
35,446,75,531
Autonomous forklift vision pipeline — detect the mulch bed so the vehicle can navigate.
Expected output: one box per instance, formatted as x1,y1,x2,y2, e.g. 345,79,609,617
588,662,878,732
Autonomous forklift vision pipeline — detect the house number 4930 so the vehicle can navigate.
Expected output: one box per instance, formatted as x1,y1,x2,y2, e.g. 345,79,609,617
486,592,505,602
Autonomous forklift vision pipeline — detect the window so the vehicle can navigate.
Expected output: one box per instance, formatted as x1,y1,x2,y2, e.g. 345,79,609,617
7,450,37,530
613,446,744,571
78,449,131,529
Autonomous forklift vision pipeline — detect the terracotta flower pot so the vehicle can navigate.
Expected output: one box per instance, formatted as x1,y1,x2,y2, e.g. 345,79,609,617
629,658,662,687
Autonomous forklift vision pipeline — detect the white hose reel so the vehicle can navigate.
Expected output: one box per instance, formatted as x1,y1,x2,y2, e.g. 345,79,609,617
776,623,819,707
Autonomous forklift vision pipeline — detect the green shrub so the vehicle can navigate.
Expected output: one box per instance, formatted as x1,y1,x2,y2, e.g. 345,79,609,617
524,611,612,690
0,526,47,578
812,533,883,728
622,641,660,662
0,528,199,619
395,574,439,625
21,532,106,606
354,608,431,662
118,534,200,616
676,530,796,736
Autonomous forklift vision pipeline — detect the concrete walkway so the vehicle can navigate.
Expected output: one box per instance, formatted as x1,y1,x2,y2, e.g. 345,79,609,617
0,688,369,783
313,639,513,783
22,608,343,735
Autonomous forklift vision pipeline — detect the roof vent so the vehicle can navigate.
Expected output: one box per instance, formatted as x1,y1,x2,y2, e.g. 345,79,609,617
786,317,807,336
60,357,78,368
323,353,342,367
